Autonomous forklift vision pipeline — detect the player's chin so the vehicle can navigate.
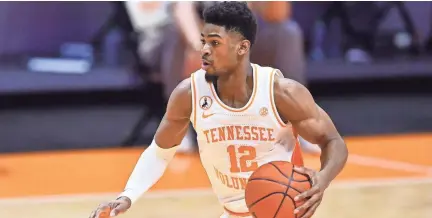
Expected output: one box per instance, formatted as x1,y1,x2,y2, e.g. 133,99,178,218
204,67,217,75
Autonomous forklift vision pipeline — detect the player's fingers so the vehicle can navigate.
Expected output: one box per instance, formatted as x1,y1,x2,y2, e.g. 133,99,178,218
110,208,119,217
91,204,108,218
294,195,319,214
109,206,124,217
89,210,96,218
294,185,319,201
109,201,129,216
293,166,315,177
300,201,321,218
96,206,111,218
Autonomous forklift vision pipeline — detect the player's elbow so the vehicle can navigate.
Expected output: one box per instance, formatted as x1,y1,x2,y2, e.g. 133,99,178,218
331,137,348,163
322,136,347,153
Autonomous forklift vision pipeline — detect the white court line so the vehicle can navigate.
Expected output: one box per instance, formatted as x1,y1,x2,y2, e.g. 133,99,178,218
0,177,431,206
348,154,432,176
329,177,432,189
0,154,431,206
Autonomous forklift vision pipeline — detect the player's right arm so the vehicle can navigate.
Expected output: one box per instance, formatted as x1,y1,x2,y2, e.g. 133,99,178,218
154,78,193,149
89,78,193,218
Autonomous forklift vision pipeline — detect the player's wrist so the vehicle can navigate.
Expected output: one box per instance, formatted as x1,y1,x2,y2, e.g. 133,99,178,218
316,170,332,189
116,196,132,208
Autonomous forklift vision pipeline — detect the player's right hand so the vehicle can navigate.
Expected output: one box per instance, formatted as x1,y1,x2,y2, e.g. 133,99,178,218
89,196,131,218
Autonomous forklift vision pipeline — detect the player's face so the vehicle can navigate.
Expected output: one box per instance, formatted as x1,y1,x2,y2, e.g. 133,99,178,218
200,23,249,76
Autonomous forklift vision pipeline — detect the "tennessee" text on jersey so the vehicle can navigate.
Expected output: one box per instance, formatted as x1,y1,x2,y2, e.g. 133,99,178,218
202,125,275,143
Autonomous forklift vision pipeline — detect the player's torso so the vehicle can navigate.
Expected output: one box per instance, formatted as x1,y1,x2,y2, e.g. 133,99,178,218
190,64,295,213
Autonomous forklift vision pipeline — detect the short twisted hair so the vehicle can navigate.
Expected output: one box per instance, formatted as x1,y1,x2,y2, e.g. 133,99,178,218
203,1,257,46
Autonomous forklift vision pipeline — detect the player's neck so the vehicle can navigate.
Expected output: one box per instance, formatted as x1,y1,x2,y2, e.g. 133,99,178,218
216,62,253,103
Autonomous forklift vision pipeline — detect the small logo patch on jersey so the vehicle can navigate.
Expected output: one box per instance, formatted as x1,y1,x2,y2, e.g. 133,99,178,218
259,107,268,117
199,96,213,110
202,111,215,119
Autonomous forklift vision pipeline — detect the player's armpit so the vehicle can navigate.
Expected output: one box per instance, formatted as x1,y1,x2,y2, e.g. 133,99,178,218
154,78,193,149
273,77,341,148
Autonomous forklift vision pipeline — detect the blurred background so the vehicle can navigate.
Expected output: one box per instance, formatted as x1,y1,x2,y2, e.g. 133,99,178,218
0,1,431,218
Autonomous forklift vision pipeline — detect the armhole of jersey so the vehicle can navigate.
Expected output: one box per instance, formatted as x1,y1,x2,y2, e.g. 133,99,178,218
269,69,287,128
275,69,284,78
190,73,197,128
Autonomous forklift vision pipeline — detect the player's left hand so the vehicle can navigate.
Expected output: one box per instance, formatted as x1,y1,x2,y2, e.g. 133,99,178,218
293,166,330,218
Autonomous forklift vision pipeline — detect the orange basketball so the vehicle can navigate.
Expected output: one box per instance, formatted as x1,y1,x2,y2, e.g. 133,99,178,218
245,161,312,218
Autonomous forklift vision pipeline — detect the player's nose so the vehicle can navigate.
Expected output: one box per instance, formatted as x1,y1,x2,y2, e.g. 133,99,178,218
201,44,211,56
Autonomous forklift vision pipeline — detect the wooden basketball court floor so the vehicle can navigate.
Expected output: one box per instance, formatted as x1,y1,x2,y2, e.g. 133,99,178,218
0,133,431,218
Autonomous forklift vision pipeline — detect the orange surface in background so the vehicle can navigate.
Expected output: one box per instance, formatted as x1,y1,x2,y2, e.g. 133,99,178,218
0,133,431,198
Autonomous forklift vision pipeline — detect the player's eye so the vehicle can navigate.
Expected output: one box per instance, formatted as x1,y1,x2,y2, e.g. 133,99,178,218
212,41,220,46
200,39,205,45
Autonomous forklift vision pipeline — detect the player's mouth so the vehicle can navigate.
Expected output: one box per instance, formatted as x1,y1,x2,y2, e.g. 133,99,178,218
201,59,212,70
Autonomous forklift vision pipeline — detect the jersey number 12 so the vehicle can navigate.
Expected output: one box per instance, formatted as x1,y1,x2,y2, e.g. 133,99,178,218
227,145,258,173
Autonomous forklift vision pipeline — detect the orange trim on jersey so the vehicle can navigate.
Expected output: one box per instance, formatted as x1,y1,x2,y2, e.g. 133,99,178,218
291,129,304,167
269,70,287,127
191,73,197,128
224,206,252,217
275,69,284,78
208,64,258,112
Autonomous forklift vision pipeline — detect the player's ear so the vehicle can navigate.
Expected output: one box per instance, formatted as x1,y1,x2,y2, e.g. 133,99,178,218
237,40,250,56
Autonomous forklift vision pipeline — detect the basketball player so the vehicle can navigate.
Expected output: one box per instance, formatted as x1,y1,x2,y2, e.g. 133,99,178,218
89,2,348,218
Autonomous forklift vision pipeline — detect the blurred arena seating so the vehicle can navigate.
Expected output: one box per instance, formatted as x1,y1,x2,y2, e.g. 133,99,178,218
0,1,432,152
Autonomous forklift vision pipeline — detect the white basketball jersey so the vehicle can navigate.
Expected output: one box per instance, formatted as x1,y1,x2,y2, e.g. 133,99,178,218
189,63,303,215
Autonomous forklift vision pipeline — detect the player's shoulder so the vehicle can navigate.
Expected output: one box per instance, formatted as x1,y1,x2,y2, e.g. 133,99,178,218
272,77,317,123
250,63,306,96
170,77,193,102
174,66,207,91
253,63,282,76
273,76,310,102
165,77,194,117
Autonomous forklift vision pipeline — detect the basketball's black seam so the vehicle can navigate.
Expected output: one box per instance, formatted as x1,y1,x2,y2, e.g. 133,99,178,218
265,163,310,190
273,165,294,218
268,162,290,179
293,179,310,182
248,178,290,188
292,168,313,187
246,179,304,216
285,194,295,205
293,169,311,180
273,185,289,218
248,192,287,209
289,186,303,194
285,192,297,218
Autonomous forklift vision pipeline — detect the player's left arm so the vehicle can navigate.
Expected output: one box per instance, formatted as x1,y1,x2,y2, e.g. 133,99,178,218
275,77,348,181
274,77,348,217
